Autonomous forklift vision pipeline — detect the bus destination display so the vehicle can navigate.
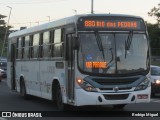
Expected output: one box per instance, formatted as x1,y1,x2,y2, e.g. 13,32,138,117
77,16,145,31
84,20,138,29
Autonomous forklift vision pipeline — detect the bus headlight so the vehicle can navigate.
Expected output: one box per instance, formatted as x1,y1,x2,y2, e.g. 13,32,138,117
155,79,160,84
135,78,150,91
76,78,97,92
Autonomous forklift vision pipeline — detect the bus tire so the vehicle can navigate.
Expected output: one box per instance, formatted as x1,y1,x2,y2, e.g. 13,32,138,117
113,104,126,109
56,84,67,111
20,80,28,99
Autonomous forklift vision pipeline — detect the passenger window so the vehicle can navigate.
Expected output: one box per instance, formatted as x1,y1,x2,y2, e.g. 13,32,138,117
29,35,33,58
43,31,50,58
43,31,50,43
21,37,25,59
33,34,40,58
52,29,64,57
24,36,30,59
50,30,54,57
16,39,19,59
54,29,61,43
18,37,22,59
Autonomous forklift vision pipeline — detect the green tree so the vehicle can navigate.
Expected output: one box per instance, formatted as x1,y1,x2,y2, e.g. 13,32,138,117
0,14,7,41
147,23,160,47
0,14,11,57
148,3,160,24
147,3,160,56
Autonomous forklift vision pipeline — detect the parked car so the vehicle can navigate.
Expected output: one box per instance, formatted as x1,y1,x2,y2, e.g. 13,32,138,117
151,65,160,96
0,68,6,82
0,59,7,71
0,59,7,80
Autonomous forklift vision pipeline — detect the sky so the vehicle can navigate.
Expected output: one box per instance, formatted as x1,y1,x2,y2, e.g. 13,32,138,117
0,0,159,30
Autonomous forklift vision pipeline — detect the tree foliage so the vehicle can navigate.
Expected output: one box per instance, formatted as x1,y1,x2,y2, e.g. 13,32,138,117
0,14,7,41
147,3,160,56
148,3,160,24
147,23,160,48
0,14,12,41
0,14,11,57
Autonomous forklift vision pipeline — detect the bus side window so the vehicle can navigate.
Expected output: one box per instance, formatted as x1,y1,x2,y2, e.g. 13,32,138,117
39,33,43,58
17,37,22,59
61,28,65,57
16,38,19,59
21,37,25,59
53,29,64,57
33,34,40,58
43,31,50,58
50,30,54,57
29,35,33,58
24,36,30,59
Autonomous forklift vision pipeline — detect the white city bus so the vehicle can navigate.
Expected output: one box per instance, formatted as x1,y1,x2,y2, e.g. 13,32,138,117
7,14,151,110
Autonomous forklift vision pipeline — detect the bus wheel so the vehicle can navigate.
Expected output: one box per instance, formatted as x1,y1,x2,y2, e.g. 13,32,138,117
56,84,67,111
113,104,126,109
20,80,28,99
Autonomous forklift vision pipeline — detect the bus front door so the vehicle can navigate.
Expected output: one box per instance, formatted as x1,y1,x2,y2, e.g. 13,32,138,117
11,43,16,90
66,34,75,103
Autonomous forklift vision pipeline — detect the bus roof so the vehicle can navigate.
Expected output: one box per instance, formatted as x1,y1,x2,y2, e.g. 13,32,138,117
9,14,143,38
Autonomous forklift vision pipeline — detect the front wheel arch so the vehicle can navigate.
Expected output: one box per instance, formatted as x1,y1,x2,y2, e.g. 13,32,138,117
52,79,67,111
52,79,60,102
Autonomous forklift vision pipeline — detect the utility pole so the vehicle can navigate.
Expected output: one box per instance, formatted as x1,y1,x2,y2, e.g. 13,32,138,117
91,0,94,14
1,6,12,57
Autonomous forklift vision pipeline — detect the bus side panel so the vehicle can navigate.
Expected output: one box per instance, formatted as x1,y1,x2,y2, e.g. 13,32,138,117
39,60,67,102
39,60,55,100
16,61,41,97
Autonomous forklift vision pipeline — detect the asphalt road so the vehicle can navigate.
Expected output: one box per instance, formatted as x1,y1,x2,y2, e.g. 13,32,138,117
0,79,160,120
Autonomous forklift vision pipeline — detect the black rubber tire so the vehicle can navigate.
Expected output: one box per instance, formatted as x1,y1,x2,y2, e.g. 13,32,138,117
113,104,126,109
56,84,67,111
20,80,28,99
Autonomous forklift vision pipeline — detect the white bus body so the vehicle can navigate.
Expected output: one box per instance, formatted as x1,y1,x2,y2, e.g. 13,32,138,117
7,14,151,110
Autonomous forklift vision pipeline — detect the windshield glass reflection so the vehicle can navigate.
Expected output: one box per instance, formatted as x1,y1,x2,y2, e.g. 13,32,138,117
78,32,149,75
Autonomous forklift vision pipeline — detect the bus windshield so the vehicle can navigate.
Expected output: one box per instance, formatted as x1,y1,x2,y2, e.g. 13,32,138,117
78,32,149,75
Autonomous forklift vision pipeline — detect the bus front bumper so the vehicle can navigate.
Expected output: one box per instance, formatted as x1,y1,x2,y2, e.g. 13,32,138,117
75,87,151,106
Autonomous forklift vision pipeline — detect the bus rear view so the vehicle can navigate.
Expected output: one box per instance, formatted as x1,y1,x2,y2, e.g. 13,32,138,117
75,15,150,109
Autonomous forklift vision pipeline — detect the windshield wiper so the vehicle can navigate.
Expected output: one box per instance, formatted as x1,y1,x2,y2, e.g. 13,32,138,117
94,31,105,61
125,31,133,58
94,31,103,51
102,48,114,73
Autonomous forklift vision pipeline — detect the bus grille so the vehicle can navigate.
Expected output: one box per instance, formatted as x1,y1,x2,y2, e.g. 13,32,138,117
100,87,132,91
103,94,129,100
93,78,137,85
